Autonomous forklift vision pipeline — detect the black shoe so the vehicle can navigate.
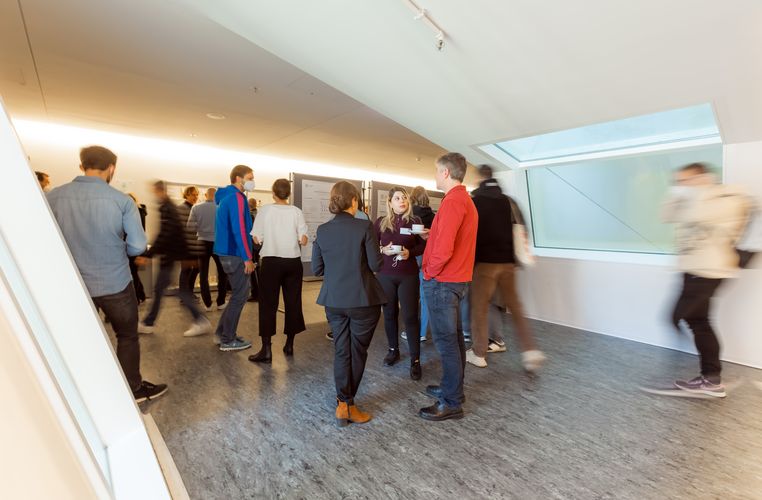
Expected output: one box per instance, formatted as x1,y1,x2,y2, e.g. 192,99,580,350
248,342,272,364
325,331,334,341
418,401,464,421
383,348,400,367
283,335,294,356
133,381,168,403
410,359,422,380
425,385,442,398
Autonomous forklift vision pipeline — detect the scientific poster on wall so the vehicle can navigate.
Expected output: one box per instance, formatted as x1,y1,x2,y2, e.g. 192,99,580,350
428,191,444,211
370,180,443,220
292,173,364,277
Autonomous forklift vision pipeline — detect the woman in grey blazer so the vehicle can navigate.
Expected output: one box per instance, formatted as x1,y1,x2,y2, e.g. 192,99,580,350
312,181,386,426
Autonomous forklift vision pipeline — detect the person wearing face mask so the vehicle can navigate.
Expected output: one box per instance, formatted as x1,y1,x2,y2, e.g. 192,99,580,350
47,145,167,403
661,162,752,398
212,165,257,352
374,187,426,379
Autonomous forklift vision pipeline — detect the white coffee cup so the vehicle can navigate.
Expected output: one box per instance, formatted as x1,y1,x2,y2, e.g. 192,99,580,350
412,224,424,233
400,227,412,235
388,244,402,254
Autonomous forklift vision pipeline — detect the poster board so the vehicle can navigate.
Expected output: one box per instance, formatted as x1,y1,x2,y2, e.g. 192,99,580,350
291,173,364,277
165,181,270,208
369,181,444,221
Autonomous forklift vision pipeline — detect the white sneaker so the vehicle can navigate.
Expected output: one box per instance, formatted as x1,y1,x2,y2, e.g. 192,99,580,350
522,350,546,373
466,349,487,368
183,317,212,337
400,331,407,341
487,339,507,353
216,303,227,311
204,305,213,312
138,322,154,334
420,336,427,342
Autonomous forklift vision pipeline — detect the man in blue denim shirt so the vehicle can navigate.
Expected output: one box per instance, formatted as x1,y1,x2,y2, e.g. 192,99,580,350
47,145,168,403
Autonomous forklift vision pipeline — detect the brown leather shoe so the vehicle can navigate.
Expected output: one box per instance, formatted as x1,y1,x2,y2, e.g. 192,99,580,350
335,401,350,427
348,404,372,424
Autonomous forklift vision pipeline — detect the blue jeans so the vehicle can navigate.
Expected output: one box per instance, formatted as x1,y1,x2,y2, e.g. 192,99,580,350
417,257,429,338
422,279,468,408
461,282,470,334
215,255,250,344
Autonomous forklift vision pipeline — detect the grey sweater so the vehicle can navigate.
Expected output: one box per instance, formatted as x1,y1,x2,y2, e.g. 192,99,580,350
189,200,217,242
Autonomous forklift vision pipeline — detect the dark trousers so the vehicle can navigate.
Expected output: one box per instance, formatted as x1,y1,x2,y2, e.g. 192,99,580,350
258,257,306,338
423,279,468,408
199,240,228,307
178,263,199,307
671,273,724,377
377,273,420,358
143,260,203,326
326,305,381,403
249,263,260,299
128,256,146,302
93,283,142,391
215,255,250,344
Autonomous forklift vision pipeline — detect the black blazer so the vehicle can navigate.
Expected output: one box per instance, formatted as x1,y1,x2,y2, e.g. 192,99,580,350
312,212,386,308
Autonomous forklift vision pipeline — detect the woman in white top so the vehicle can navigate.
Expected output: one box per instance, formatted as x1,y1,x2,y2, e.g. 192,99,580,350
248,179,309,363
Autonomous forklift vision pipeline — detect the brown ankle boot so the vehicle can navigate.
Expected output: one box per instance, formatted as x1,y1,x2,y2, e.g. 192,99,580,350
335,401,350,427
348,404,372,424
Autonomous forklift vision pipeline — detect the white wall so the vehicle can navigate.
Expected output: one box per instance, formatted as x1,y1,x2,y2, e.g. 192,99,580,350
14,120,438,238
499,141,762,369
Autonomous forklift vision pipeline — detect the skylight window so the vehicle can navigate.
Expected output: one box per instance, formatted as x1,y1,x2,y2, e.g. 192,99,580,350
495,103,720,162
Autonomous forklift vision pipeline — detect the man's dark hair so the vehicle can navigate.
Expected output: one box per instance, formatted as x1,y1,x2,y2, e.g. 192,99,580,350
35,171,48,182
477,164,494,179
80,146,117,171
229,164,253,184
153,180,167,193
679,162,709,175
272,178,291,200
436,152,467,182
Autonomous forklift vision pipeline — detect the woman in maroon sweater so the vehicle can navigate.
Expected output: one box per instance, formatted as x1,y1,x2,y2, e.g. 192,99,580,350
374,187,426,380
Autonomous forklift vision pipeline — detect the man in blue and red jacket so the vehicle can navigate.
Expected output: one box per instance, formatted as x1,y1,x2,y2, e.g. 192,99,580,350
213,164,257,352
419,152,478,421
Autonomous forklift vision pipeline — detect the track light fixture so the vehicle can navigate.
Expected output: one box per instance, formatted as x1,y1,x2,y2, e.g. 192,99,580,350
403,0,446,51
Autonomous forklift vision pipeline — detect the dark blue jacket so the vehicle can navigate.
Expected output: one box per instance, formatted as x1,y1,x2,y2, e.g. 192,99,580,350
312,212,386,309
214,185,253,260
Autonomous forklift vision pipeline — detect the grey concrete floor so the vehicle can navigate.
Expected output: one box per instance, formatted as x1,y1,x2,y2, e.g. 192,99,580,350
130,282,762,499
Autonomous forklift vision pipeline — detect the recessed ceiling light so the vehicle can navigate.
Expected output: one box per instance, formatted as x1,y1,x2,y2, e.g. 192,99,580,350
189,133,197,138
206,112,226,120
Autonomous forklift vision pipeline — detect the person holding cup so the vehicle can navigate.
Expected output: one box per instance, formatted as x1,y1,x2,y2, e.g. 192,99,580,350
374,187,427,379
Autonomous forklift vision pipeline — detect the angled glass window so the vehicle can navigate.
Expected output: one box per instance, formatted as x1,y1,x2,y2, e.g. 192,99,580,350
526,144,723,254
496,104,719,162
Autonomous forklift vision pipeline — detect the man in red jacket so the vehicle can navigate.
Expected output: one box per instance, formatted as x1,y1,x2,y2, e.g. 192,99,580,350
419,152,478,421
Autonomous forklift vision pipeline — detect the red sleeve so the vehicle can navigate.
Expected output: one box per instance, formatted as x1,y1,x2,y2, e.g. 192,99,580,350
425,197,465,278
236,194,252,260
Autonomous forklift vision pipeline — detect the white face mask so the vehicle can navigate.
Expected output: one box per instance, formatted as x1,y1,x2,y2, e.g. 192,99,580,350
243,179,256,192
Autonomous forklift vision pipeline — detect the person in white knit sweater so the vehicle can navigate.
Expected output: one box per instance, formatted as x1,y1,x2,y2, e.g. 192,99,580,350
662,162,752,398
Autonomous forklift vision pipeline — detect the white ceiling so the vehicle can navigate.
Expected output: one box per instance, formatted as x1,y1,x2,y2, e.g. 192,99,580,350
177,0,762,165
0,0,446,179
2,0,760,183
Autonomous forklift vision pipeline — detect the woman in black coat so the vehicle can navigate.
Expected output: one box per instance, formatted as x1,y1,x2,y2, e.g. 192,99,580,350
312,181,386,426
